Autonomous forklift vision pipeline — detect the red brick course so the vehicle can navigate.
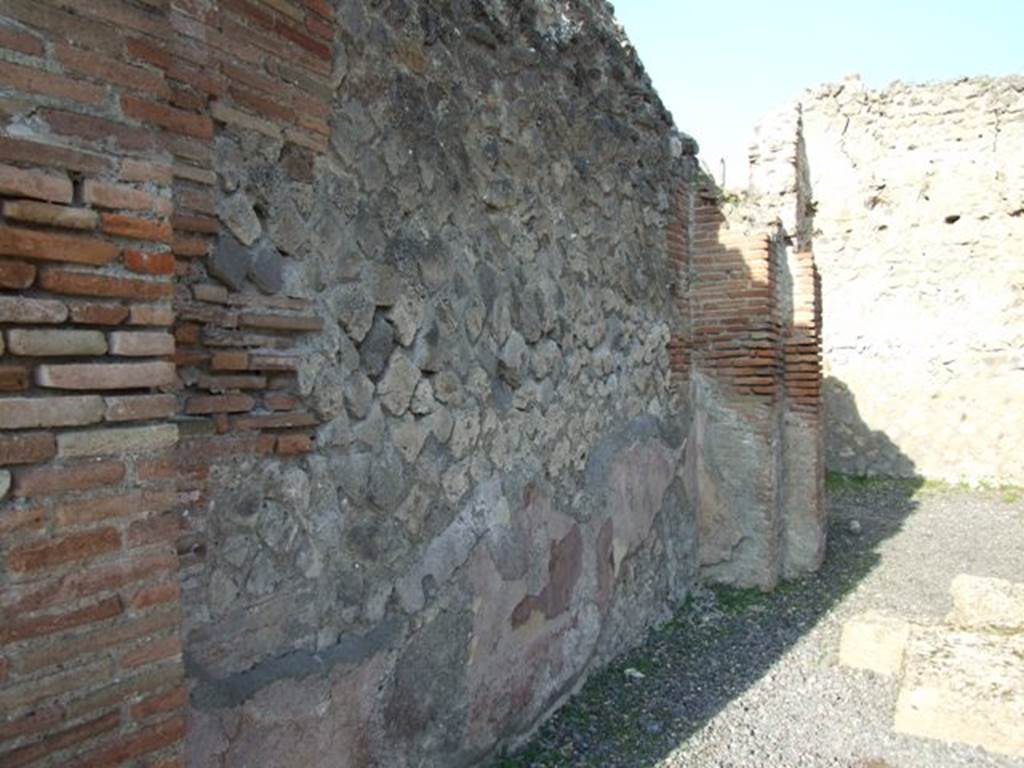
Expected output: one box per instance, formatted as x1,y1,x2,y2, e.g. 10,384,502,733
0,0,335,763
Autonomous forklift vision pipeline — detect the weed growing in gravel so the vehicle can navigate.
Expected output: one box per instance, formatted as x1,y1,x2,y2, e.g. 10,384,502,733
826,472,929,501
911,476,1023,503
711,585,770,613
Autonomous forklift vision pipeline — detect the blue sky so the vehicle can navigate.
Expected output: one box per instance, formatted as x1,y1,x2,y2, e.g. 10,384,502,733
611,0,1024,185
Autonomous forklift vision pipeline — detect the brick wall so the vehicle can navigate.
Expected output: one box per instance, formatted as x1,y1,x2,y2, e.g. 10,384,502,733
0,1,334,765
681,177,825,587
781,248,824,576
690,195,781,400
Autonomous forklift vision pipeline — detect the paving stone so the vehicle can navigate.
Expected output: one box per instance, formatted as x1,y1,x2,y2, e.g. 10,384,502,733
838,611,911,676
894,625,1024,758
947,574,1024,633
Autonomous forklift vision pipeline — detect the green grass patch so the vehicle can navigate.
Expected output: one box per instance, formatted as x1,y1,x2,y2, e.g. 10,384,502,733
711,585,771,613
825,471,927,496
910,477,1023,502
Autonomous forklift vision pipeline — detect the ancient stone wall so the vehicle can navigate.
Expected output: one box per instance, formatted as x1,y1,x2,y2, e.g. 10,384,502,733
756,75,1024,483
0,2,825,766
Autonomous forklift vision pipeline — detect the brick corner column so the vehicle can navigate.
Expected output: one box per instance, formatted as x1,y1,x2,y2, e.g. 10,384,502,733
780,249,826,576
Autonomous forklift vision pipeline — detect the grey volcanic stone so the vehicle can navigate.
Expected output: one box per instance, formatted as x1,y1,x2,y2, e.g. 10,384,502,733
219,192,262,245
249,241,285,294
387,293,424,347
377,353,420,417
336,284,376,344
369,446,406,510
345,371,375,420
269,198,308,255
360,314,395,380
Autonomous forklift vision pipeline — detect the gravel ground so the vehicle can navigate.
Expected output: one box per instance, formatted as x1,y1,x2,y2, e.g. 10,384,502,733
492,478,1024,768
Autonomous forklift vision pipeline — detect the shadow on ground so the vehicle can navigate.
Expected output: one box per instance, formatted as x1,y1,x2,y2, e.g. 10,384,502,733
490,385,924,768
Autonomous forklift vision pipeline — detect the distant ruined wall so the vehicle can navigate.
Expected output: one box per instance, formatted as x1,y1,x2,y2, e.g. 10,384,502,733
759,75,1024,483
0,2,825,766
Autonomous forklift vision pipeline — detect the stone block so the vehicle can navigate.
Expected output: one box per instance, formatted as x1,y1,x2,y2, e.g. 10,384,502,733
0,162,73,203
0,259,36,289
12,460,126,497
6,528,121,573
360,314,394,380
57,423,179,458
0,226,117,265
83,179,172,214
276,432,313,455
947,574,1024,633
0,365,29,391
39,269,173,300
894,626,1024,757
377,353,420,416
210,234,252,291
0,432,57,466
218,193,262,245
108,331,175,356
2,199,98,230
104,394,178,422
100,213,173,243
36,361,177,390
193,284,228,304
0,296,68,324
238,312,322,332
70,302,129,325
7,329,107,356
129,304,174,326
838,611,910,675
123,249,175,276
185,394,256,414
248,242,284,294
0,395,105,429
